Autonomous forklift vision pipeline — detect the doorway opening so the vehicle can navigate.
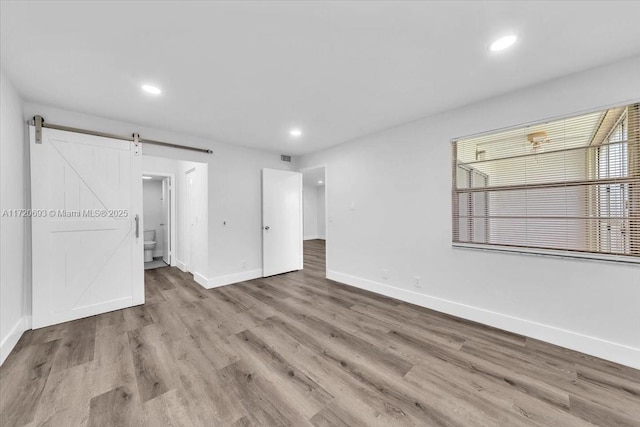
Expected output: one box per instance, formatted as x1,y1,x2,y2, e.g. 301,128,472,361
142,155,208,290
301,166,327,274
142,173,174,270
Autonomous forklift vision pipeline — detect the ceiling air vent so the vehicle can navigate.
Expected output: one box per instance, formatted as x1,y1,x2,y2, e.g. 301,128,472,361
280,154,292,162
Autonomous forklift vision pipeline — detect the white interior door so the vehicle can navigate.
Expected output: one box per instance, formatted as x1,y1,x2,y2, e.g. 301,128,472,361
30,127,144,329
162,178,170,264
262,168,303,277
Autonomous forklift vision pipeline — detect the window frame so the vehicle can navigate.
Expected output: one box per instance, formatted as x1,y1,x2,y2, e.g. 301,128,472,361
450,100,640,265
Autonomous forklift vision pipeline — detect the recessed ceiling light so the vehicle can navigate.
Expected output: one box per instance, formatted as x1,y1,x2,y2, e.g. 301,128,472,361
143,176,153,180
490,34,517,52
318,180,323,184
290,128,302,137
141,84,162,95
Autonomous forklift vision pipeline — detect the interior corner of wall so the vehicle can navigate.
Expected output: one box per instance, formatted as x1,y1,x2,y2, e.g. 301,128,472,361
175,259,187,272
193,272,209,289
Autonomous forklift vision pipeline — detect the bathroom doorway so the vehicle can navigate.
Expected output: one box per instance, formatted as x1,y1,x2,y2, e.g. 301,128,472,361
142,173,175,270
141,155,208,284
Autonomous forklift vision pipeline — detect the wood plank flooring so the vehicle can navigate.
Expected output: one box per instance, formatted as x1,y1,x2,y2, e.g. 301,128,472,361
1,239,639,426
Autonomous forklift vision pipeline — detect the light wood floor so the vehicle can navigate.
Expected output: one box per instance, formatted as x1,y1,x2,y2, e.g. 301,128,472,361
1,240,639,426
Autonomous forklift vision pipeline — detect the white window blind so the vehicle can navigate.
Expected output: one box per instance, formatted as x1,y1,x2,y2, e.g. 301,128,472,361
452,103,640,261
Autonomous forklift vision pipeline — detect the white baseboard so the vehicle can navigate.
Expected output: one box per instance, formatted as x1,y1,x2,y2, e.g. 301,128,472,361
1,317,26,366
304,235,319,241
327,270,640,370
176,260,187,272
193,272,209,288
196,269,263,290
317,235,326,240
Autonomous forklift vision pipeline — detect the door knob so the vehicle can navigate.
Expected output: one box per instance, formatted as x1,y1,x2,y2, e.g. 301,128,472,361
264,226,270,230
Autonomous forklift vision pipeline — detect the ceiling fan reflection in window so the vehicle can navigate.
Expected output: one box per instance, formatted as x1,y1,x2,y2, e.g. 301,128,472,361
527,131,552,153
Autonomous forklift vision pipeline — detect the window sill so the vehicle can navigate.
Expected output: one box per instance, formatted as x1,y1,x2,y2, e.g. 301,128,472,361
452,243,640,265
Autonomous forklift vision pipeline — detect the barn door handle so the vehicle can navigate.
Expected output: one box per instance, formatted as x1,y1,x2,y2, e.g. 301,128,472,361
135,214,140,238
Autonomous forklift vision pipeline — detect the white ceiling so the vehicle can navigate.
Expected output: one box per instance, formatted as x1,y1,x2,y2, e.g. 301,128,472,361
2,1,640,155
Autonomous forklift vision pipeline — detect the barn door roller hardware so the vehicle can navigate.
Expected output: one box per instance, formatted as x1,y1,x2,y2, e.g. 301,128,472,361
34,115,44,144
30,115,213,154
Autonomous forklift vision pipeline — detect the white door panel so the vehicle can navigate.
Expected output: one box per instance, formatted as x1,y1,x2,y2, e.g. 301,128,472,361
30,127,143,329
262,168,303,277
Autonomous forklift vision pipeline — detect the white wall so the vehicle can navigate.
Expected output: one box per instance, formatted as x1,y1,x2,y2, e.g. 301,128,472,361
0,69,28,365
142,180,164,257
303,166,326,240
23,103,293,289
298,55,640,369
206,145,292,285
317,185,326,239
303,184,326,240
179,160,208,279
303,183,319,239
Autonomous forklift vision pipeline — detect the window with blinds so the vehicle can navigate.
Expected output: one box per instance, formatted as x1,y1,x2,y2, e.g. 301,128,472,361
452,103,640,261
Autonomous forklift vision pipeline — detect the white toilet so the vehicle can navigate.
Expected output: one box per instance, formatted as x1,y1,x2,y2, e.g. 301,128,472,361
143,229,156,262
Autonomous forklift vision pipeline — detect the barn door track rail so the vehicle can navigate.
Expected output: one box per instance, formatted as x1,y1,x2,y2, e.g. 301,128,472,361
31,115,213,154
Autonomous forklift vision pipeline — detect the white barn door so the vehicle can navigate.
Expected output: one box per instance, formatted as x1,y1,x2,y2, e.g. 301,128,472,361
262,168,303,277
30,127,144,329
